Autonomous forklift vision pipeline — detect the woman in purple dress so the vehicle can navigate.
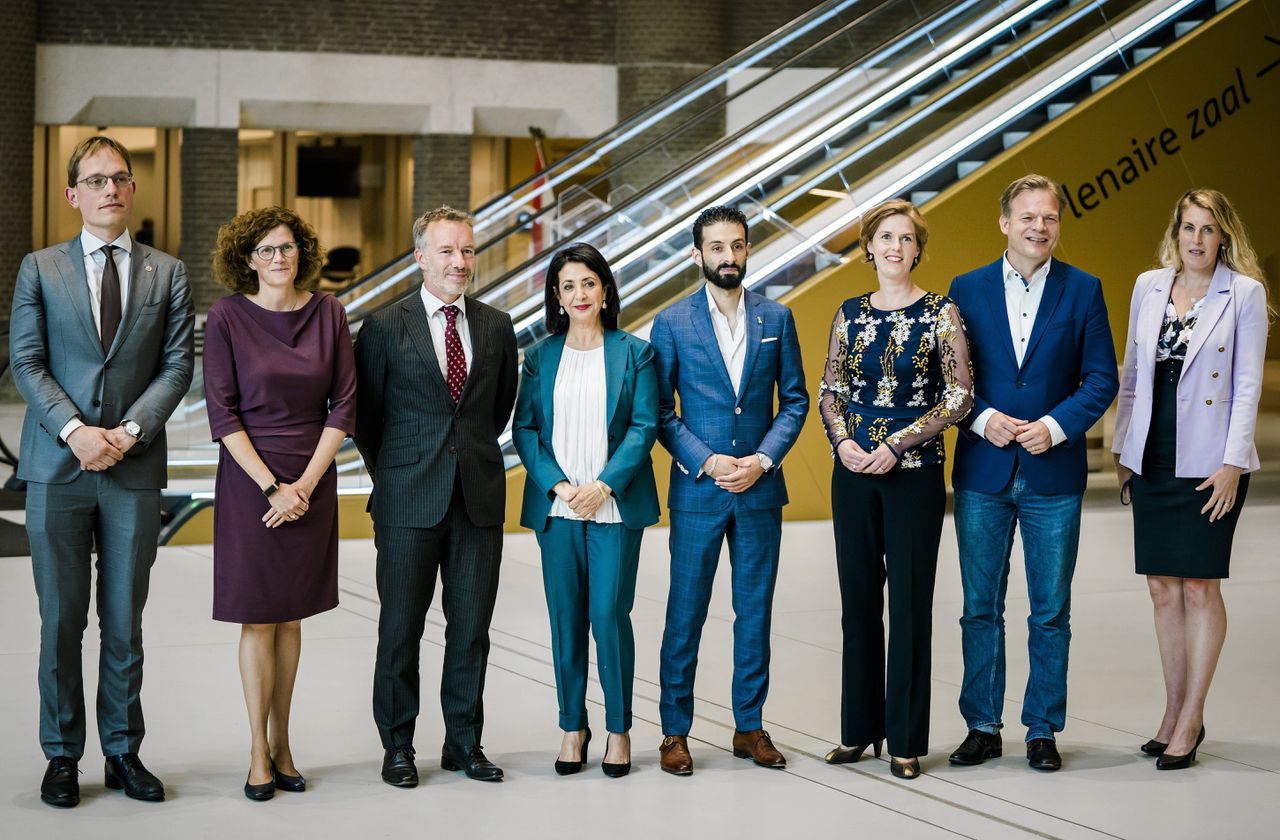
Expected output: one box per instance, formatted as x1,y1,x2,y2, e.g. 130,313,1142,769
203,207,356,800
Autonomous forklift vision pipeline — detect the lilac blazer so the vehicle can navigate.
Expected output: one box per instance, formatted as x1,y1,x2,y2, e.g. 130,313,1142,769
1113,263,1267,477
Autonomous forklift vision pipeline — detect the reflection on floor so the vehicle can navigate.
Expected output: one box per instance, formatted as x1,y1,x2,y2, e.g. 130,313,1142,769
1,503,1277,838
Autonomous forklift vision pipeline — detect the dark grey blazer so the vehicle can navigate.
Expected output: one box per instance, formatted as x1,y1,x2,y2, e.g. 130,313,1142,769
353,293,518,529
9,236,195,489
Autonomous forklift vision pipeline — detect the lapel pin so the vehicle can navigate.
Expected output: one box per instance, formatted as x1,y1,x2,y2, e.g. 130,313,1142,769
756,315,763,324
145,264,153,272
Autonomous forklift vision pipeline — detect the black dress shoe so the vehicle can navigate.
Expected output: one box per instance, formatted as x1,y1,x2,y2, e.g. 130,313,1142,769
40,757,80,808
441,743,504,781
381,745,419,788
272,762,306,792
244,774,275,801
1140,739,1167,756
104,754,165,801
555,727,591,776
1026,738,1062,771
949,730,1002,766
1156,726,1206,771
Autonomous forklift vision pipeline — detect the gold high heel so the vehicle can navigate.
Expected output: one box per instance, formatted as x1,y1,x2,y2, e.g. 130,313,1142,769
825,740,883,764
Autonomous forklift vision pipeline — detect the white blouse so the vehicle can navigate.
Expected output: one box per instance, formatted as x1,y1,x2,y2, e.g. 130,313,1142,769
550,346,620,523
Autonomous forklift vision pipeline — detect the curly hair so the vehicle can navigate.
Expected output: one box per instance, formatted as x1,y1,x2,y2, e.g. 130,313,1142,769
212,206,324,294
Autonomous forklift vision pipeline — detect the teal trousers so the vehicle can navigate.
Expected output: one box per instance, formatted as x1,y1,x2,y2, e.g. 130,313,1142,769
536,517,643,732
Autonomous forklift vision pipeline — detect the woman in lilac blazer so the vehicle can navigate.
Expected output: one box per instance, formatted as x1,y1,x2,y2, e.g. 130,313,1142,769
1113,189,1269,771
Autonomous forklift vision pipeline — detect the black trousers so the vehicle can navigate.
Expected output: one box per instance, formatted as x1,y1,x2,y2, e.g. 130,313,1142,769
373,478,503,750
831,464,944,757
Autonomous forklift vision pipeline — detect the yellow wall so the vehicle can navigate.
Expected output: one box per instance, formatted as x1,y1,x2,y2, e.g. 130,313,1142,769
759,0,1280,526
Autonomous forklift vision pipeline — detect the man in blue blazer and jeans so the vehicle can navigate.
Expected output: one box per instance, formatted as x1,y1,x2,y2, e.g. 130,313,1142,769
946,174,1118,772
650,206,808,775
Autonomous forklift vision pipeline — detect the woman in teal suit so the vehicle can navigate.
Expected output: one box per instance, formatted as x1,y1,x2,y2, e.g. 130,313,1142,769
512,242,659,778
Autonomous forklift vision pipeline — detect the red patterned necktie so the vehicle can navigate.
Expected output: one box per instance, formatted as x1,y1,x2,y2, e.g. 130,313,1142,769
442,304,467,402
99,244,121,354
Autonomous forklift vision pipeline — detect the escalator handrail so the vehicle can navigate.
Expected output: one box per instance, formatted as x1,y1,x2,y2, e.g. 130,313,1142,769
345,0,1012,325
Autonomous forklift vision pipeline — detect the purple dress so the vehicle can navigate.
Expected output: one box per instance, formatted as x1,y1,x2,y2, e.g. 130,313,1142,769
203,292,356,623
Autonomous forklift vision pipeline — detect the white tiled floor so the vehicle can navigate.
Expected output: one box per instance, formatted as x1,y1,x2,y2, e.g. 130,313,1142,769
2,499,1278,839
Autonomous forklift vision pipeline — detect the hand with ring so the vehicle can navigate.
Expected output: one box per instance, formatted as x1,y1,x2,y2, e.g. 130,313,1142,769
263,482,310,528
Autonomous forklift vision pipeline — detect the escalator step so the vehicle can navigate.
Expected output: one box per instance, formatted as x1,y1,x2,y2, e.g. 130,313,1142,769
910,191,939,206
1047,102,1075,119
910,94,928,107
868,119,888,132
1090,74,1119,92
1174,21,1202,38
1215,0,1236,11
957,161,984,178
1133,47,1160,65
1002,131,1031,149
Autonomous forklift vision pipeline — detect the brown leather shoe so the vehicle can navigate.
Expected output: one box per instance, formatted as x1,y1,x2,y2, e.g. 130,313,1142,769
659,736,693,775
732,729,786,768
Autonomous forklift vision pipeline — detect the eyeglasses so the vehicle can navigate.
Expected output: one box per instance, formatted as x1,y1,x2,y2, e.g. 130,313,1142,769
76,173,134,191
252,242,299,261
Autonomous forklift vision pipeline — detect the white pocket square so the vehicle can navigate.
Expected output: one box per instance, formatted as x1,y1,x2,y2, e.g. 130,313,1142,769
761,336,778,343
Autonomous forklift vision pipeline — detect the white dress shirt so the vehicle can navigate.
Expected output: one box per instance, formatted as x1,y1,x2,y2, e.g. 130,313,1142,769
419,285,473,380
969,254,1066,446
550,346,620,523
705,283,746,395
60,228,134,442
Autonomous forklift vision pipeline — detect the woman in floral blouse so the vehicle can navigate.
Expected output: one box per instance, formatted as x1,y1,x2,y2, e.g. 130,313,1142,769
819,199,973,779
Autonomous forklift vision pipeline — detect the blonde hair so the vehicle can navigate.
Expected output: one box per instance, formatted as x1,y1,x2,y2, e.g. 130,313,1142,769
412,206,474,250
1156,189,1265,282
859,199,929,269
999,173,1065,218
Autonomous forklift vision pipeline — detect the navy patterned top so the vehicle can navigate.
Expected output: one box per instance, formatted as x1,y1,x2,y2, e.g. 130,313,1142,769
1154,294,1206,363
819,292,974,468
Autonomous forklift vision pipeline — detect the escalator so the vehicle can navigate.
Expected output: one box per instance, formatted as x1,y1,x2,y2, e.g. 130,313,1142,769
2,0,1242,543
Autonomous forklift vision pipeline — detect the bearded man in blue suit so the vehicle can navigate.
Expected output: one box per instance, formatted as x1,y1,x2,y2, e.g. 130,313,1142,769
945,175,1118,773
649,206,809,776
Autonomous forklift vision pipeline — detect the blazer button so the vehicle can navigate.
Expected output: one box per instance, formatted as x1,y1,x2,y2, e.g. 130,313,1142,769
1212,371,1219,378
1016,381,1024,389
1205,399,1213,405
104,362,111,369
608,434,616,441
92,399,101,407
732,439,737,446
448,444,457,454
1218,346,1225,352
735,407,742,415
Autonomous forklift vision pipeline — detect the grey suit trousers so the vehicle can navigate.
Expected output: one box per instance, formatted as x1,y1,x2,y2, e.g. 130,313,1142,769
27,473,160,760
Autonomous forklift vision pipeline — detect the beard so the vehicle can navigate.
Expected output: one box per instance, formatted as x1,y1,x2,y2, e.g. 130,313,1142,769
701,257,747,290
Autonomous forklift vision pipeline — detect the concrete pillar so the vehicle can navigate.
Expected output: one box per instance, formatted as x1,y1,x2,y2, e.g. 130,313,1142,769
0,0,36,333
179,128,238,312
412,134,471,214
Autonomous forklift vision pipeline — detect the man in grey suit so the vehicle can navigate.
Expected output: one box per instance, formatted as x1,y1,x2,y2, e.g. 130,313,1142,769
9,136,195,807
354,207,518,787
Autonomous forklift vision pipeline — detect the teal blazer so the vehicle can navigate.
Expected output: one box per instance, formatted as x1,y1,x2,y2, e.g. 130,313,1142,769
512,329,660,532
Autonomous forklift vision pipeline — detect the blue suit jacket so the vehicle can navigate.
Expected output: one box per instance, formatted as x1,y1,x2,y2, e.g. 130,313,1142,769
948,258,1118,495
511,329,660,532
650,286,809,512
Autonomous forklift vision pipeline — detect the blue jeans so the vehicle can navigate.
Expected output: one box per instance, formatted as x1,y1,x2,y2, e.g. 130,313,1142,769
954,470,1082,742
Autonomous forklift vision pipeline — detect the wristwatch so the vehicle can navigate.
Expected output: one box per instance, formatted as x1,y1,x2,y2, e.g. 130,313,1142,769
756,452,774,472
120,419,142,440
262,481,280,498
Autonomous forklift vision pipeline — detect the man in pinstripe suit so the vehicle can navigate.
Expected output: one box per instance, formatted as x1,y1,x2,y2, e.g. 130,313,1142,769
354,207,518,786
649,206,809,775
